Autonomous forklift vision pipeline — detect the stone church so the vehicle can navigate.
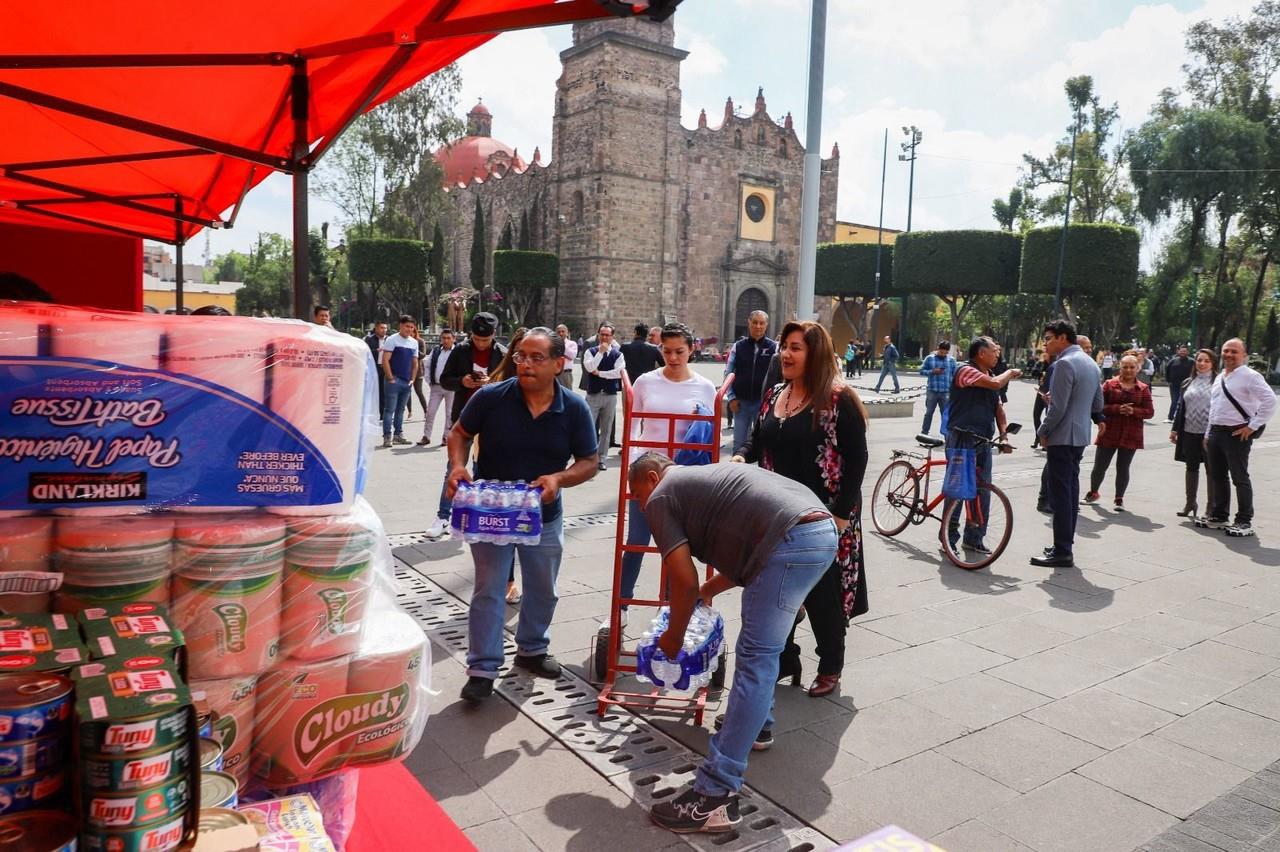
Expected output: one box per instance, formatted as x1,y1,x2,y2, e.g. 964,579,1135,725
435,15,839,343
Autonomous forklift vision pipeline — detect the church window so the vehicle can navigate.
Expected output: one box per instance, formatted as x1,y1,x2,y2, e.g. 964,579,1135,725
757,127,766,145
779,140,787,159
573,190,584,224
734,130,742,149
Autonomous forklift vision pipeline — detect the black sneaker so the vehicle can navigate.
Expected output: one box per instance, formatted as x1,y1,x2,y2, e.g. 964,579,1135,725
711,714,773,751
963,541,993,555
650,788,741,834
1036,501,1051,515
1196,516,1229,529
460,676,494,705
512,653,562,679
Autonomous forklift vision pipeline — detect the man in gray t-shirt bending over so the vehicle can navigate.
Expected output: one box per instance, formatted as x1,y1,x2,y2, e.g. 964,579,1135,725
629,454,838,835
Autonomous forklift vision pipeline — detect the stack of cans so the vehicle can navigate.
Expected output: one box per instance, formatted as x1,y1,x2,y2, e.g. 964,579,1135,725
74,654,198,852
0,673,72,815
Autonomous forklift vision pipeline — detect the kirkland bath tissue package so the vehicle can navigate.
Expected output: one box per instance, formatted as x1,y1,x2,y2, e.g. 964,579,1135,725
0,301,376,514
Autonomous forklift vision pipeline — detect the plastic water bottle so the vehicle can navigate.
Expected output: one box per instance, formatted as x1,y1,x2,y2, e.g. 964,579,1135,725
635,605,723,692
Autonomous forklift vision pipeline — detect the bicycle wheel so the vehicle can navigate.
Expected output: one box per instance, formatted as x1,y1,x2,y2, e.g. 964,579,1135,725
940,482,1013,570
871,460,919,536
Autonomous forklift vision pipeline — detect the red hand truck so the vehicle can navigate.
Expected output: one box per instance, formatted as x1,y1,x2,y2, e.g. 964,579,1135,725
594,371,734,723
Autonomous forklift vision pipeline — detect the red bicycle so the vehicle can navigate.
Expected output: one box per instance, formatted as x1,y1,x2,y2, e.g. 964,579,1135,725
869,426,1020,570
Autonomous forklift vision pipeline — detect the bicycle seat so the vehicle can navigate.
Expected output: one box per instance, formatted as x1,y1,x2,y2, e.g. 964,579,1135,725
915,434,945,449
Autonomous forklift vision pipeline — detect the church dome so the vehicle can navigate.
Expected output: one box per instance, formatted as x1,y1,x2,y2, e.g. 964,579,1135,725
435,99,527,186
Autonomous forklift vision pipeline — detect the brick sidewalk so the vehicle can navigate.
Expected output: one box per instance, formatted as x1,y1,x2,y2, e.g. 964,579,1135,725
369,370,1280,852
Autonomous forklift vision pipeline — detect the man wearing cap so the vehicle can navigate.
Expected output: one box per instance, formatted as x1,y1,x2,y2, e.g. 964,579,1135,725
426,312,507,540
449,327,599,705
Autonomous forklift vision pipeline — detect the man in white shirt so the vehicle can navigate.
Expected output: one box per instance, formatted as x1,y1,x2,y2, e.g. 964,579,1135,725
379,315,420,448
1202,338,1276,537
583,323,626,471
557,324,578,389
419,328,457,446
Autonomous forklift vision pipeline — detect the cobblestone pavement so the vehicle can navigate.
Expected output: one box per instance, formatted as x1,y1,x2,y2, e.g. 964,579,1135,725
370,368,1280,852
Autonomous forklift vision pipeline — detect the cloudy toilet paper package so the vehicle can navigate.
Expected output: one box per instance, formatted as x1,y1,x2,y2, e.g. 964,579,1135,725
0,301,376,514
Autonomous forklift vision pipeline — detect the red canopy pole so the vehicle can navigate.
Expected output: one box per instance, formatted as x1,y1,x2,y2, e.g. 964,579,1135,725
291,58,310,320
174,197,185,314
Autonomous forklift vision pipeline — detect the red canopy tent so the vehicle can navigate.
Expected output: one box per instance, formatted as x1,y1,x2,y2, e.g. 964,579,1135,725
0,0,678,314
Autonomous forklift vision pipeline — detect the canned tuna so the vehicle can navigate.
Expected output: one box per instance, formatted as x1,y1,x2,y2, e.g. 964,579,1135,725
81,740,193,791
0,809,76,851
81,811,191,852
199,770,238,809
198,737,223,772
75,657,192,755
84,774,191,829
0,674,72,742
0,733,61,779
0,768,63,815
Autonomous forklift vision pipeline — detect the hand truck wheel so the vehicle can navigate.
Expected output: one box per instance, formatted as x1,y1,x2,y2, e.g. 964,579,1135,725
593,625,610,683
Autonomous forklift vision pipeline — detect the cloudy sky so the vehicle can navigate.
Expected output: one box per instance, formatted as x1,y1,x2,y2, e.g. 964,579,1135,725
194,0,1260,267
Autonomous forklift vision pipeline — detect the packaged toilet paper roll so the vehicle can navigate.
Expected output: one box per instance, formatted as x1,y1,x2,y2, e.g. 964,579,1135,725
191,674,257,786
345,608,428,761
0,516,59,613
0,304,56,518
163,315,268,406
252,655,351,786
265,324,371,517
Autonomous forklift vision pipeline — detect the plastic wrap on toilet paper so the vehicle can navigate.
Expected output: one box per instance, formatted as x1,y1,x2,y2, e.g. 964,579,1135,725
0,300,376,514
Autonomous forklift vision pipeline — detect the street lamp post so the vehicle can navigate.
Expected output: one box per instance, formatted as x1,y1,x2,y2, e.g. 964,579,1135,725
898,126,922,351
1053,103,1083,316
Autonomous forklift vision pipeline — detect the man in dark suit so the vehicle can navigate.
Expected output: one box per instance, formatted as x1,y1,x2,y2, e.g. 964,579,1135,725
621,323,664,383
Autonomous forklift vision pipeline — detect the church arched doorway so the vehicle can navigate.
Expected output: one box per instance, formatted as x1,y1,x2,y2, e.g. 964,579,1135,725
733,288,769,340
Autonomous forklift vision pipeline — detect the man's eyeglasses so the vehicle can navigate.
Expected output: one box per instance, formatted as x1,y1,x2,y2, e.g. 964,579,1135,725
512,352,551,365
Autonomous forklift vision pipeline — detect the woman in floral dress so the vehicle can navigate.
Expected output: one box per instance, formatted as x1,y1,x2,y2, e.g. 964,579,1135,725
734,321,869,697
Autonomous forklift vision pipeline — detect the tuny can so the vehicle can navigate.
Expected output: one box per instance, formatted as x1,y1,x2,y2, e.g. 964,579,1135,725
0,674,72,742
84,774,191,828
0,768,64,814
198,806,250,833
0,733,62,779
196,710,212,739
74,657,191,755
198,737,223,772
200,771,238,809
81,811,190,852
81,740,193,791
0,809,76,851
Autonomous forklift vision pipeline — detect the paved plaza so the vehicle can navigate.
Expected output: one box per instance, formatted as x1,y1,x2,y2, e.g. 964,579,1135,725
370,367,1280,852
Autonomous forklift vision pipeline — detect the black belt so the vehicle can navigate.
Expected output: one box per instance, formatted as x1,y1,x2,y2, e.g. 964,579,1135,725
1210,424,1247,432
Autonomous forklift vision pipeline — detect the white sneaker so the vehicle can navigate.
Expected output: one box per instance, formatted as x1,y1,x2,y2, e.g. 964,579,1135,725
426,519,449,540
1226,523,1255,538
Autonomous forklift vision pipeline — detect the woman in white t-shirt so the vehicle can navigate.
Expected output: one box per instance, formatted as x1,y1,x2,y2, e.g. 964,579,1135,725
614,323,717,623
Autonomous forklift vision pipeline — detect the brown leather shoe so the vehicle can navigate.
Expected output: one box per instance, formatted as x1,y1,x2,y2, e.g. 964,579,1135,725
808,674,840,697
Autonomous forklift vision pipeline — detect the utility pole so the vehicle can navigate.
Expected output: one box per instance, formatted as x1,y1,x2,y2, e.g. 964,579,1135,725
898,126,922,352
794,0,828,322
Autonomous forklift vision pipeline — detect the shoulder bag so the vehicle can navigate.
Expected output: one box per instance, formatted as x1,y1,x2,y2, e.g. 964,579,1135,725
1220,376,1266,440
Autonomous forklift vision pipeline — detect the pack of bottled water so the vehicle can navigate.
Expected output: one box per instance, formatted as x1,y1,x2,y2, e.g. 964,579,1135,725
450,479,544,544
635,603,724,692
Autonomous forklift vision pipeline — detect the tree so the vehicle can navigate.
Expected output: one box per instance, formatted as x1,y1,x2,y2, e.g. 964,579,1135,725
1129,107,1268,342
1020,76,1136,226
313,66,464,240
1264,305,1280,365
429,221,446,296
469,198,487,290
348,238,430,319
518,210,532,251
893,230,1022,343
212,251,248,283
1019,223,1141,331
991,187,1027,231
815,243,893,342
497,220,514,251
492,250,559,327
235,234,292,317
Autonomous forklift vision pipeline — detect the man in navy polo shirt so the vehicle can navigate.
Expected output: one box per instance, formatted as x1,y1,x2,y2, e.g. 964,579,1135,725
447,327,599,705
379,315,419,448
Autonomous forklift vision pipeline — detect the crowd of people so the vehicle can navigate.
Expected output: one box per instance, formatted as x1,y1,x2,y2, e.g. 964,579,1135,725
353,305,1275,835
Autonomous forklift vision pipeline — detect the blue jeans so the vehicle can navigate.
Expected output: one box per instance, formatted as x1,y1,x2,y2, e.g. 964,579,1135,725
921,390,948,434
874,362,899,392
695,519,837,798
620,499,649,604
731,398,763,454
944,440,992,548
466,515,563,678
382,377,412,438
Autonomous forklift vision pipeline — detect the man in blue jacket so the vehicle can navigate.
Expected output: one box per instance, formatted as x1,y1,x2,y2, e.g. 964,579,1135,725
874,334,900,394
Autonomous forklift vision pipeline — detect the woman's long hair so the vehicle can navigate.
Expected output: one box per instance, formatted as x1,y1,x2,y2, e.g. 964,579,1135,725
779,320,868,427
489,327,527,382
